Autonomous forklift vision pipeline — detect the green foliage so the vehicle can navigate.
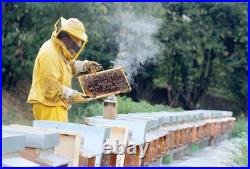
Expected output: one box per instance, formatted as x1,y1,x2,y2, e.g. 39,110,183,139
69,100,103,123
228,132,248,167
229,114,248,166
2,2,248,113
232,114,248,137
157,3,248,111
191,143,200,153
69,96,181,123
162,154,173,165
2,3,118,88
117,96,182,114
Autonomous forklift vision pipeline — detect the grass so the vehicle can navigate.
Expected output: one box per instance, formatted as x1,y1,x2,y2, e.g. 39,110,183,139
228,114,248,166
231,114,248,138
117,96,182,114
69,96,182,123
191,143,200,153
228,132,248,167
162,154,173,165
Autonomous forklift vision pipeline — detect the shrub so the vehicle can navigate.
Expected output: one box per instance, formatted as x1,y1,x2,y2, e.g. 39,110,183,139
232,114,248,137
228,132,248,167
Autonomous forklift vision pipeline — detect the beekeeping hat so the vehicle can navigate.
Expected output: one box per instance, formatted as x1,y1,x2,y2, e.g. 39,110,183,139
52,17,88,61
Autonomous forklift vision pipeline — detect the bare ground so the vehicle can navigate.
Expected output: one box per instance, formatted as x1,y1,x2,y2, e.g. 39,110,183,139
165,138,241,167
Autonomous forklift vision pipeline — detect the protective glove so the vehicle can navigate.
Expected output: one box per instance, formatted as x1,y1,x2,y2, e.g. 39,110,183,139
73,60,103,74
70,92,89,104
87,61,103,73
62,86,77,99
62,86,89,106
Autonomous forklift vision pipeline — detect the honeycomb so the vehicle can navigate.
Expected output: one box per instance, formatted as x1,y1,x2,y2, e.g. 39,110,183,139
78,67,131,98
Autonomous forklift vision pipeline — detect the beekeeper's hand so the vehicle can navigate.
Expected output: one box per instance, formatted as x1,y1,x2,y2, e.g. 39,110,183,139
62,86,89,106
87,61,103,73
70,92,90,104
73,60,103,74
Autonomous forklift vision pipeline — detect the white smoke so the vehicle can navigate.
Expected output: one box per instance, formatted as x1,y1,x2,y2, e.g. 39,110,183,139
111,12,163,82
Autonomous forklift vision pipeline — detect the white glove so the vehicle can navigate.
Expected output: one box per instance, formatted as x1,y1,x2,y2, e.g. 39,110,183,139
73,60,89,74
62,86,77,110
73,60,103,74
62,86,89,106
62,86,78,99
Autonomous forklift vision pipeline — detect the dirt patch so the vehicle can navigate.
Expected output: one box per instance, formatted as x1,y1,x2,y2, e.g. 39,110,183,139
2,82,33,125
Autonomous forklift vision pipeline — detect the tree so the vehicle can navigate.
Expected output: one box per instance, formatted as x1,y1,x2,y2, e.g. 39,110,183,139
156,3,248,110
2,2,118,88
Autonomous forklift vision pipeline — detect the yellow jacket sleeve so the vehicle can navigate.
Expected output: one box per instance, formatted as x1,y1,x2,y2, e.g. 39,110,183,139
38,51,64,102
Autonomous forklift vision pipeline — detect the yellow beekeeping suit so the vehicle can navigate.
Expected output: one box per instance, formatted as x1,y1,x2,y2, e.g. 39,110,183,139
27,17,88,122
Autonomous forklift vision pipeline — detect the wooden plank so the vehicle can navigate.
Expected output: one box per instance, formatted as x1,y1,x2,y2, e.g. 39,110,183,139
170,131,175,150
20,148,42,165
133,145,141,166
109,153,117,167
162,135,168,153
150,140,157,162
101,154,111,166
124,145,141,166
20,147,71,167
180,129,185,146
177,129,182,147
158,137,164,155
145,129,168,158
165,134,171,152
142,143,150,166
54,132,81,167
155,138,161,158
79,156,96,166
124,148,134,166
160,125,176,150
111,127,129,167
186,127,192,144
191,123,198,143
100,153,116,167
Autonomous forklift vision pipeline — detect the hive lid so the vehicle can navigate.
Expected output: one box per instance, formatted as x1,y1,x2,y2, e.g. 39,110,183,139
2,131,25,153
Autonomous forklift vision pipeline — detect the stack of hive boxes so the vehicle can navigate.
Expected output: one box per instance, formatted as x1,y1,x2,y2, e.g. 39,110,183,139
2,110,235,167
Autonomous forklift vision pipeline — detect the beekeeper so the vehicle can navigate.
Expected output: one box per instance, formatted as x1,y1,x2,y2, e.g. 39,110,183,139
28,17,102,122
